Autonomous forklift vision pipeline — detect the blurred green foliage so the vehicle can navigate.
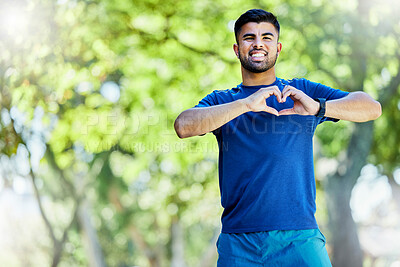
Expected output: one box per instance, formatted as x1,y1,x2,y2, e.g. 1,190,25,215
0,0,399,266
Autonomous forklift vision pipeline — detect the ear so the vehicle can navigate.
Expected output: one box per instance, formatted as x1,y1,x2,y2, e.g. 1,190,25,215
277,42,282,56
233,44,239,58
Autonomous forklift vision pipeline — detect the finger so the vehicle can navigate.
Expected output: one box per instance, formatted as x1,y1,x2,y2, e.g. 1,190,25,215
275,86,284,102
282,85,289,95
282,85,292,96
278,108,296,116
261,87,282,102
282,89,294,103
272,87,282,102
264,86,282,102
264,106,279,116
283,88,302,103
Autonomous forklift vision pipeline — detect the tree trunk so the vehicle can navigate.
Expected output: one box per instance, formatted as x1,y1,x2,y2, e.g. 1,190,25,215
78,200,107,267
171,218,186,267
325,121,374,267
326,173,363,267
51,241,63,267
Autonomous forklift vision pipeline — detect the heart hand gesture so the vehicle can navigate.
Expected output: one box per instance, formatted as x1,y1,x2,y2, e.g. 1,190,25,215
242,85,320,116
242,86,283,116
278,85,320,116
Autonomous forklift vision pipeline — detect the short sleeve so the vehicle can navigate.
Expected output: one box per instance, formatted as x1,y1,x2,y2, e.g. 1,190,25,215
304,79,349,123
193,90,221,136
194,90,219,108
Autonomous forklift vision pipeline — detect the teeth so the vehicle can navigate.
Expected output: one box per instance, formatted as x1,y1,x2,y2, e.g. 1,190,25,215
252,53,265,57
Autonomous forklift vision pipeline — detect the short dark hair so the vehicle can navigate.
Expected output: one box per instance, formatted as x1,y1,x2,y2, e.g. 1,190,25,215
234,9,280,43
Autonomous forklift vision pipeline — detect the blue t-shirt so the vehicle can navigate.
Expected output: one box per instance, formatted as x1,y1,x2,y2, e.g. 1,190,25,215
194,78,349,233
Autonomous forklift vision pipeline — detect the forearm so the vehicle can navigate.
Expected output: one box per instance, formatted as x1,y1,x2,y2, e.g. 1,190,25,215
325,92,382,122
174,99,248,138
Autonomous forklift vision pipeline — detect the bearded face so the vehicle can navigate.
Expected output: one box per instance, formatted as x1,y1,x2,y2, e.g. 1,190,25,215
238,48,278,73
234,22,281,74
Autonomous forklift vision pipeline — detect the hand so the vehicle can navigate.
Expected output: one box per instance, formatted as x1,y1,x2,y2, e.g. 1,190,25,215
278,85,320,116
242,86,283,116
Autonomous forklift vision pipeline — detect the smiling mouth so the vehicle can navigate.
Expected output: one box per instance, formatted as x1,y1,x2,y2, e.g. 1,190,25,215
250,51,267,61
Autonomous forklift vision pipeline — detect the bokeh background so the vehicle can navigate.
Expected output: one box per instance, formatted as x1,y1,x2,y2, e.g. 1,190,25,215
0,0,399,266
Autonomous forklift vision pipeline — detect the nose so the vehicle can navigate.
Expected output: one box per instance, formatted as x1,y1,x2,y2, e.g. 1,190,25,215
252,36,264,49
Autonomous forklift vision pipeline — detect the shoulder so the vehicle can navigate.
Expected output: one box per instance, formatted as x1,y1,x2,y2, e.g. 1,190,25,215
197,86,240,107
287,78,312,86
280,77,329,97
278,77,309,87
208,86,240,101
279,77,313,92
285,77,331,90
212,86,241,96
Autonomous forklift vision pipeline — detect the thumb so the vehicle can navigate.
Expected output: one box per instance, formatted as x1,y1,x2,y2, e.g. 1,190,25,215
278,108,296,116
264,106,279,116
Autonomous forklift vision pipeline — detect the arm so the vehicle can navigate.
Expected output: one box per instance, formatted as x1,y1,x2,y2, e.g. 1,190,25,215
174,100,247,139
174,86,283,138
278,86,382,122
325,91,382,122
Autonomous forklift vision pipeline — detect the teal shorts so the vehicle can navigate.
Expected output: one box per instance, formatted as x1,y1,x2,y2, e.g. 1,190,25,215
216,229,332,267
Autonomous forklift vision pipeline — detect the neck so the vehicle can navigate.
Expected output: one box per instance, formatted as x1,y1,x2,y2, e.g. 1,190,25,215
241,67,276,86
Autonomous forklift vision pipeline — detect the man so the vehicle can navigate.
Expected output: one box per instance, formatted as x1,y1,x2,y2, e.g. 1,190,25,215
174,9,381,266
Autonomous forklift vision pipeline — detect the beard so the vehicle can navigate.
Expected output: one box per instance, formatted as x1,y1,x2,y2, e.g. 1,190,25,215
238,49,278,73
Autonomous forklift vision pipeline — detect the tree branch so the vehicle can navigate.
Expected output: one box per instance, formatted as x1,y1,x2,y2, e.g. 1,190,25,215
29,167,57,245
45,147,77,197
378,54,400,107
114,8,236,66
51,200,80,267
167,34,237,65
315,63,346,89
27,143,86,266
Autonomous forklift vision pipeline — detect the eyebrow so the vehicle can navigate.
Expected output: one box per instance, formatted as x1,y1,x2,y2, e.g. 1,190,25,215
242,32,275,38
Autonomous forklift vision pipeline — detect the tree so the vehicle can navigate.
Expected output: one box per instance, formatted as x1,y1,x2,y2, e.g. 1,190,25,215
1,0,399,266
297,0,400,265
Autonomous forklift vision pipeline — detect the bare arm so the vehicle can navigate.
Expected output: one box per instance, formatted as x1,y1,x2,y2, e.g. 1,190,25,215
174,100,247,138
324,91,382,122
278,86,382,122
174,86,283,138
